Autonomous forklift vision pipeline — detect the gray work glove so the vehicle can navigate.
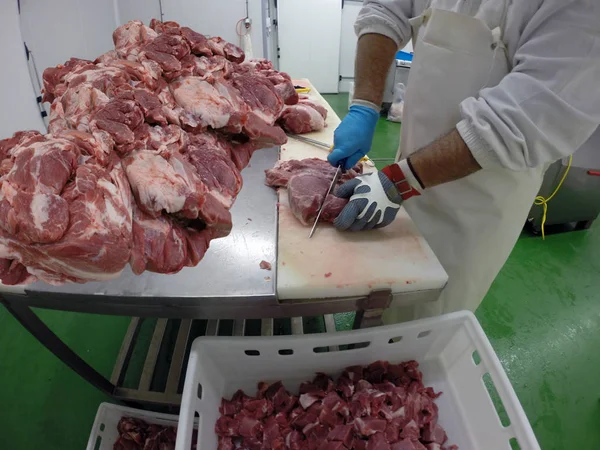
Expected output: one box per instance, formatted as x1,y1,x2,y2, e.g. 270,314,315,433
333,171,402,232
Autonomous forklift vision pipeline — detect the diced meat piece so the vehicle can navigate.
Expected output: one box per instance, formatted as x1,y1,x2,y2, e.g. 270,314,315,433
365,361,389,384
291,411,319,430
344,365,365,383
239,415,263,439
336,376,355,399
299,392,321,410
400,420,420,441
245,398,274,420
391,439,427,450
215,416,239,437
286,430,305,450
425,444,441,450
220,398,239,417
218,437,234,450
352,439,369,450
357,380,374,392
263,418,281,442
259,260,272,271
305,424,330,450
354,417,387,437
318,442,346,450
309,373,335,393
350,391,372,418
319,408,344,428
421,423,447,445
327,424,354,448
367,432,391,450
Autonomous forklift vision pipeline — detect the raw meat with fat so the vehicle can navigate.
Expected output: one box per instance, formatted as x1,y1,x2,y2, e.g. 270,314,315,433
0,19,310,286
265,158,363,226
215,360,458,450
278,99,329,134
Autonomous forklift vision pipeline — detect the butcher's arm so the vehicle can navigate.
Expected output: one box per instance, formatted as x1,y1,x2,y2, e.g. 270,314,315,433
406,2,600,188
328,0,415,170
353,35,398,106
456,2,600,171
407,130,480,188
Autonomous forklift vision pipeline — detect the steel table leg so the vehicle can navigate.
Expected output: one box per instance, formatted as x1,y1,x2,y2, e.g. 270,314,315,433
0,296,115,396
353,289,392,329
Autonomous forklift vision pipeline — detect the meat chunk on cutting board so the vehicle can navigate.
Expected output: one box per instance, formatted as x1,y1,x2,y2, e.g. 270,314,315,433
265,158,363,226
287,173,348,225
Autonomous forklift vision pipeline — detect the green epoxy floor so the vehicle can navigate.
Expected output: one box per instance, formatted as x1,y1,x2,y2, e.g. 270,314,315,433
1,94,598,449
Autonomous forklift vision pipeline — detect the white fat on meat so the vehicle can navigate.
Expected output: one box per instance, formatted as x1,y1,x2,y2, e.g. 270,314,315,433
170,77,232,129
125,151,188,215
297,104,325,130
26,256,124,284
30,193,51,232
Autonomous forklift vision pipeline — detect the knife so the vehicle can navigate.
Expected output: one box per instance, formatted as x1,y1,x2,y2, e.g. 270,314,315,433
309,164,343,238
285,134,376,164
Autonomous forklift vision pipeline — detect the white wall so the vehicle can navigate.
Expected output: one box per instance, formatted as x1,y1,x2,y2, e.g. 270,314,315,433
161,0,265,59
0,0,45,138
339,1,362,80
115,0,161,26
19,0,118,86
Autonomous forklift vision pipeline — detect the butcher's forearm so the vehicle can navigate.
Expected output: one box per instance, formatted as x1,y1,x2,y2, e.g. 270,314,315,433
408,129,482,189
353,34,398,106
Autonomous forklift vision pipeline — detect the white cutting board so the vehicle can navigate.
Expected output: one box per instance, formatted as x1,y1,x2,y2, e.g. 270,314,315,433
276,80,447,300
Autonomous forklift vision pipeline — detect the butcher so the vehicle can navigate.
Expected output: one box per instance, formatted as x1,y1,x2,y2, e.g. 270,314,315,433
328,0,600,321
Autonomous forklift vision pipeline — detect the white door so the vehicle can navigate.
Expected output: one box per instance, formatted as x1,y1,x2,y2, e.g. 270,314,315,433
277,0,342,93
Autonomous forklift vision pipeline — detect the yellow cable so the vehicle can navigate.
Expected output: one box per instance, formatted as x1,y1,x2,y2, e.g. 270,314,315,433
534,155,573,240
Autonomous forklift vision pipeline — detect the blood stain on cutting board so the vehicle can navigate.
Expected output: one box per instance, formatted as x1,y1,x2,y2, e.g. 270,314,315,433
324,272,332,278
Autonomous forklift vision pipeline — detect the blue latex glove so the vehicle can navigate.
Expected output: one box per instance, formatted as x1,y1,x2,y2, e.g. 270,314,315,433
334,171,402,231
328,104,379,171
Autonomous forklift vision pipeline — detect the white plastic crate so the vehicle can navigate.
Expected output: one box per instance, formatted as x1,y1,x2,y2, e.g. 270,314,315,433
176,311,540,450
86,402,180,450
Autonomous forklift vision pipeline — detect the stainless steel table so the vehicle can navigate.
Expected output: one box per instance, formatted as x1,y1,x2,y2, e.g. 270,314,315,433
0,147,445,406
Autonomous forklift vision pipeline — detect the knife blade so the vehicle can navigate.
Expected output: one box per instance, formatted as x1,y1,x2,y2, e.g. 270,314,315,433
286,134,373,165
286,133,331,149
309,164,343,238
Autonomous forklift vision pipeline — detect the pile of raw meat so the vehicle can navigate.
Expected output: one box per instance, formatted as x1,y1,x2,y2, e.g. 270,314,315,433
114,416,194,450
265,158,362,225
0,19,318,286
215,360,458,450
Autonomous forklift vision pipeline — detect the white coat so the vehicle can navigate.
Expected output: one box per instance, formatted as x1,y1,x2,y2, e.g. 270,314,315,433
355,0,600,318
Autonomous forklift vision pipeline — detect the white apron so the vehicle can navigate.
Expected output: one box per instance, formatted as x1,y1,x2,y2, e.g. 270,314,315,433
384,5,545,322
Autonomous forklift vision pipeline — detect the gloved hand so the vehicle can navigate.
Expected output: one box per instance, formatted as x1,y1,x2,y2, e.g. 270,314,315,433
328,104,379,171
334,171,402,231
334,161,423,231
